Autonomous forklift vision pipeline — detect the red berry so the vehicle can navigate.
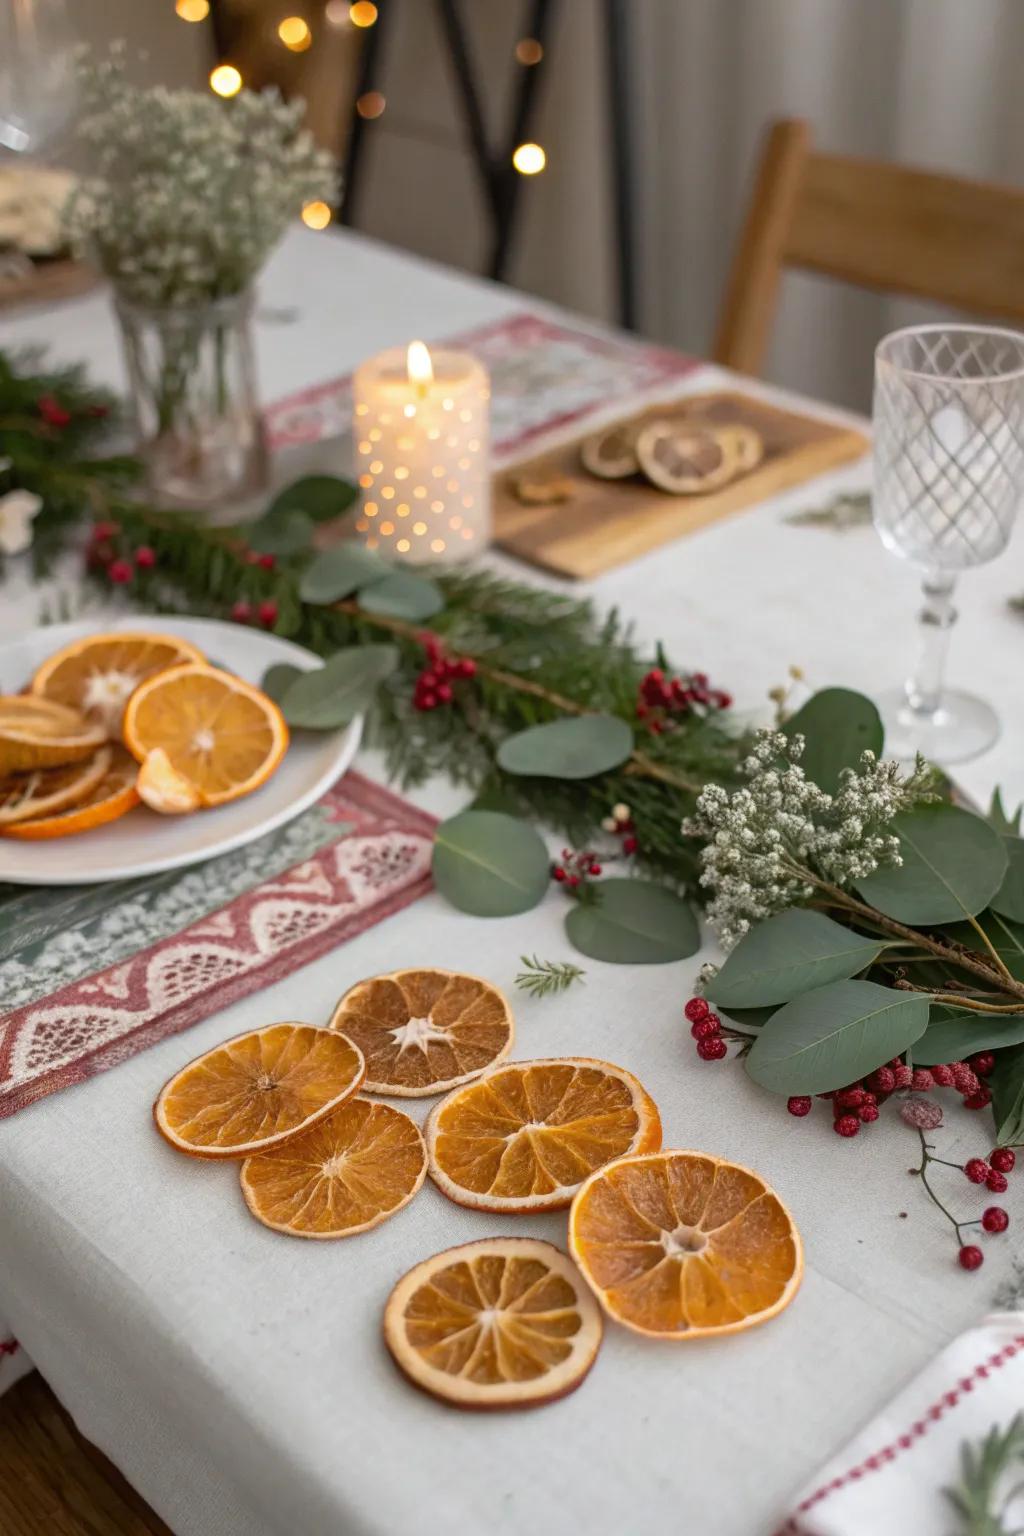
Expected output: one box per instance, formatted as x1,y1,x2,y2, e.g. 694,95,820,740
970,1052,996,1077
684,998,710,1024
911,1069,934,1092
420,672,439,691
964,1088,992,1111
982,1206,1010,1233
436,683,453,704
834,1115,860,1138
230,600,252,624
257,600,279,628
92,520,119,541
867,1066,895,1094
990,1148,1016,1174
787,1096,812,1117
931,1064,954,1087
133,545,157,569
892,1064,912,1089
552,866,566,882
457,658,476,678
964,1158,990,1184
588,862,602,877
108,559,133,584
696,1036,727,1062
37,393,71,428
836,1087,866,1110
986,1169,1009,1193
257,553,276,571
710,690,733,709
567,875,580,889
691,1017,720,1041
958,1245,984,1271
414,692,437,712
951,1063,980,1094
861,1091,877,1107
859,1103,880,1123
622,835,638,855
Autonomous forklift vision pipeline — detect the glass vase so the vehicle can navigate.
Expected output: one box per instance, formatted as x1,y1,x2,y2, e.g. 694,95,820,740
115,289,268,513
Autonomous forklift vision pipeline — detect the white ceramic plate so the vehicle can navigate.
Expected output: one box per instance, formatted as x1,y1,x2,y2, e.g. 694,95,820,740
0,615,361,885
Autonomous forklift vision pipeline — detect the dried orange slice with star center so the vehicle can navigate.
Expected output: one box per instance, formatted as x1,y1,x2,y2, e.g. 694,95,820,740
0,696,106,775
427,1057,662,1212
3,744,139,839
154,1023,365,1159
124,663,288,808
569,1150,803,1339
384,1237,603,1409
329,969,513,1096
241,1098,426,1238
31,631,205,735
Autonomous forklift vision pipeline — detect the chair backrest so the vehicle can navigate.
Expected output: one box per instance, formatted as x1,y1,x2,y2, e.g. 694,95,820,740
713,118,1024,375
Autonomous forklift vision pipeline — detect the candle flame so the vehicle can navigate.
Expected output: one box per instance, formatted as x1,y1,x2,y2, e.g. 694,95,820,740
407,340,434,387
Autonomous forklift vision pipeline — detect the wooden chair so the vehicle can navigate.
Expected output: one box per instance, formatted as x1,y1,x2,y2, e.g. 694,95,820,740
713,118,1024,376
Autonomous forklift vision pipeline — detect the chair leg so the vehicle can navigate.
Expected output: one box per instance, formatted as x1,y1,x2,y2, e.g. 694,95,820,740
711,118,812,376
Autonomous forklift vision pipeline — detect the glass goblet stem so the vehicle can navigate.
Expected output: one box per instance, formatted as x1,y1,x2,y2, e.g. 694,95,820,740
905,570,957,720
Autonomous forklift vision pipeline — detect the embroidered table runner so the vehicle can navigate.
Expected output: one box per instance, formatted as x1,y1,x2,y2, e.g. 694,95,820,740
0,772,435,1118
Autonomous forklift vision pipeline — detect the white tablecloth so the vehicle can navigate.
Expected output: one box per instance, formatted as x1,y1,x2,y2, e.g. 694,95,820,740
2,225,1023,1536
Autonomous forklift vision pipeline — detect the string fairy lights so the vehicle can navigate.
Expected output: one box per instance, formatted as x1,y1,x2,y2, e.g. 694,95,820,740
209,64,243,97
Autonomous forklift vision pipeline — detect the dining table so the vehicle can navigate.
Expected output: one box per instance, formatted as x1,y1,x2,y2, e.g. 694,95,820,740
1,222,1023,1536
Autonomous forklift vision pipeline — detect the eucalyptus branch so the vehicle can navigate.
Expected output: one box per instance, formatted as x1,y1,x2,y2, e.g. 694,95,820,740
967,912,1017,986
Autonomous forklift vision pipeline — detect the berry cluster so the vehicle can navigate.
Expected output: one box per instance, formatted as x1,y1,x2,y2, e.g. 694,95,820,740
552,847,603,892
784,1055,990,1139
600,801,638,857
230,599,280,629
956,1148,1015,1270
683,997,728,1061
86,521,158,587
636,668,731,734
413,633,476,712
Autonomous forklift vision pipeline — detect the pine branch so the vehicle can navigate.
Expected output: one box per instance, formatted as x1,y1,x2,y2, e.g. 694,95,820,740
514,956,586,999
945,1415,1024,1535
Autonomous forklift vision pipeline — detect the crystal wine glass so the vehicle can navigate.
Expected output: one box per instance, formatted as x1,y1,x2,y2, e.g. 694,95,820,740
0,0,77,157
872,324,1024,763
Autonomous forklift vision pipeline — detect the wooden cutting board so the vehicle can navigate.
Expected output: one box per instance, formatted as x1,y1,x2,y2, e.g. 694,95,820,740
493,389,868,579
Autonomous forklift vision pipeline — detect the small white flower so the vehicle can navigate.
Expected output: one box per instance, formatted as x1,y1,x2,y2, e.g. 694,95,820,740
0,489,42,555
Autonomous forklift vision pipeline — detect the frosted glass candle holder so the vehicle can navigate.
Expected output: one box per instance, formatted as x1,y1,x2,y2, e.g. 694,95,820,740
352,341,491,563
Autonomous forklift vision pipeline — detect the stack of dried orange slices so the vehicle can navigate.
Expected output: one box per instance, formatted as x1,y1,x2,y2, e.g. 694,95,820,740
154,967,805,1413
0,630,288,838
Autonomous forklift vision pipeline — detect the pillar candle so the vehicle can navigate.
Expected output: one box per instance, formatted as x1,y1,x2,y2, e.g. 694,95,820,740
352,341,491,563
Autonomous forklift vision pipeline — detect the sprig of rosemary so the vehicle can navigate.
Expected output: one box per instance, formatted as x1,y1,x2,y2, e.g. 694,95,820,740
514,956,586,1000
945,1415,1024,1535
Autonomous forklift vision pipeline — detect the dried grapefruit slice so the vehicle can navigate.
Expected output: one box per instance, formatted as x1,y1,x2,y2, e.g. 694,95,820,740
580,423,638,479
31,631,205,735
123,663,288,808
0,696,105,775
3,744,139,840
154,1023,365,1159
427,1057,661,1212
329,969,513,1097
569,1150,803,1339
635,421,738,494
0,745,112,826
241,1098,426,1238
384,1237,603,1409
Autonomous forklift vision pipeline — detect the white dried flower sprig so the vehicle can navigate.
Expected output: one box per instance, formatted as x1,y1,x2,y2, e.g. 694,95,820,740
683,729,937,950
64,46,336,308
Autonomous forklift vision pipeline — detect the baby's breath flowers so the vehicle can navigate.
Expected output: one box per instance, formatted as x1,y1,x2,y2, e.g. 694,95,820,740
683,728,937,949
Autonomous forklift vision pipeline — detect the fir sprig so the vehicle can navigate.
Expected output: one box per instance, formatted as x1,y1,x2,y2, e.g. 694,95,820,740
514,956,586,999
945,1415,1024,1535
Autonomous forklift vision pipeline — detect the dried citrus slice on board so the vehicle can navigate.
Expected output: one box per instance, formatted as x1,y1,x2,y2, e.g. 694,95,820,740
3,744,139,840
329,970,513,1096
123,663,288,808
136,747,201,814
384,1237,603,1410
569,1150,803,1339
426,1057,662,1213
31,631,205,735
580,423,639,479
635,421,738,494
0,696,106,775
714,424,764,473
241,1098,426,1238
154,1023,365,1159
0,745,112,826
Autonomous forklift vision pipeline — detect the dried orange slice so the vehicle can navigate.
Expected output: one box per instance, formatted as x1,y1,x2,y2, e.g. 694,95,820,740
0,696,106,775
3,744,139,840
0,745,112,826
241,1098,426,1238
635,421,738,494
384,1237,603,1410
427,1057,662,1213
123,663,288,808
31,630,205,735
154,1023,365,1160
569,1150,803,1339
136,747,201,814
329,969,513,1097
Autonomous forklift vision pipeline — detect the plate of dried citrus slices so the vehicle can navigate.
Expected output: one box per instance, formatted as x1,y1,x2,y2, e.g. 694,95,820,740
0,615,361,884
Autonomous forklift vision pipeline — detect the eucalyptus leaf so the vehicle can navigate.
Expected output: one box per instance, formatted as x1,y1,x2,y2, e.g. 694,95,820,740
432,810,550,917
988,786,1023,836
564,877,699,964
299,544,393,604
782,688,883,793
745,979,929,1095
359,571,444,620
497,715,633,780
856,805,1007,925
915,1006,1024,1066
268,474,359,523
246,508,315,556
990,1043,1024,1146
992,837,1024,923
707,910,884,1009
260,662,302,704
719,1005,776,1035
277,644,399,728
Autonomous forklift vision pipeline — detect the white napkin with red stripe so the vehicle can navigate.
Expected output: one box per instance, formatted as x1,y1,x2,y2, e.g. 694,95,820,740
780,1313,1024,1534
